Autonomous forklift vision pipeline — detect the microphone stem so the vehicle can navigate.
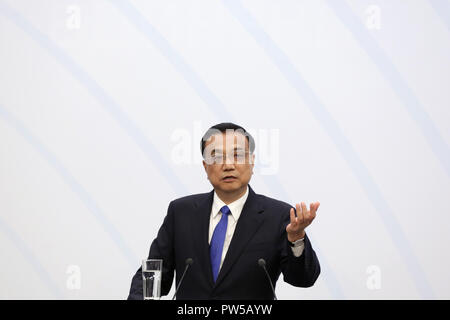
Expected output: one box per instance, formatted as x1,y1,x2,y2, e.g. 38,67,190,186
262,265,277,300
172,264,189,300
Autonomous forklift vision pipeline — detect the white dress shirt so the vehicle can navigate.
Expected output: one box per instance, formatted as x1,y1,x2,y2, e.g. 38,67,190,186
208,186,304,272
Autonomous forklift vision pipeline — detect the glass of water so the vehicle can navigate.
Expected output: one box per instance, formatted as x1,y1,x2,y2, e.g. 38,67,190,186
142,259,162,300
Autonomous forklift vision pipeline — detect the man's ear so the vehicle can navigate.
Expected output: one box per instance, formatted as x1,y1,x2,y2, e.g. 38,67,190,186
251,153,255,165
202,160,210,181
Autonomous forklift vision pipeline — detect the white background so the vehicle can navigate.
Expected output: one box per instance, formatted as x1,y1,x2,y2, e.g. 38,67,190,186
0,0,449,299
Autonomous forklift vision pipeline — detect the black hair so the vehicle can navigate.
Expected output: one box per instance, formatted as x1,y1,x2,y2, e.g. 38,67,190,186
200,122,255,157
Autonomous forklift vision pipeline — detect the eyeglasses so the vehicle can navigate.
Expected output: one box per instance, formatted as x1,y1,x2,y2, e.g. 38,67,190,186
204,151,252,165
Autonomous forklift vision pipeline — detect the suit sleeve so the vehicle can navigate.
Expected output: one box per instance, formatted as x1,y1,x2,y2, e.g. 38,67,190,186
279,210,321,287
127,201,176,300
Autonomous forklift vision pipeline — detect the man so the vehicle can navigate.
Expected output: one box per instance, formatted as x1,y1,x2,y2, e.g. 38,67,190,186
127,123,320,299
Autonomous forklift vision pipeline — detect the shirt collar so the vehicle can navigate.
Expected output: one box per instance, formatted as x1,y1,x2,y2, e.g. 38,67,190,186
212,185,249,221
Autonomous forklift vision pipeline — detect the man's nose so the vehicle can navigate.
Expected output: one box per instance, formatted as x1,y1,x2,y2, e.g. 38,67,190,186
223,156,236,168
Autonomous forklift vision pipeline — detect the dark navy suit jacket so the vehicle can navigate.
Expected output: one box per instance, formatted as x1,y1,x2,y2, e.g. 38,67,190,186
127,185,320,300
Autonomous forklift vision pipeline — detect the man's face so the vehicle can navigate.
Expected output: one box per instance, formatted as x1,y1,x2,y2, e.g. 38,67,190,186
202,131,255,194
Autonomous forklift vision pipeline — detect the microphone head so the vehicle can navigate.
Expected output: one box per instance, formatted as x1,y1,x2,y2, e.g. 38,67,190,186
258,258,266,267
185,258,193,266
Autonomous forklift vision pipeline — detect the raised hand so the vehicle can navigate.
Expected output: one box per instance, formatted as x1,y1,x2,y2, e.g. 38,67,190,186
286,202,320,242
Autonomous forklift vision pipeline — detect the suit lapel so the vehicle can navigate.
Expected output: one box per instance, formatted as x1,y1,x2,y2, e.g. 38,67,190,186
213,185,265,288
192,190,215,288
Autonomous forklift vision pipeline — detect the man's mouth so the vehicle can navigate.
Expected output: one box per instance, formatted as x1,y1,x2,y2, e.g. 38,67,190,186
222,176,237,182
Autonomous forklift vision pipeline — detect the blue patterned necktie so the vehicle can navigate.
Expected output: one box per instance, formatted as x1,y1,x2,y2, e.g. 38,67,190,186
210,205,231,282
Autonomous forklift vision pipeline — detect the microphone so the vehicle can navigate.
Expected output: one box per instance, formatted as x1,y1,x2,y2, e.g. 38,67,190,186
172,258,193,300
258,258,277,300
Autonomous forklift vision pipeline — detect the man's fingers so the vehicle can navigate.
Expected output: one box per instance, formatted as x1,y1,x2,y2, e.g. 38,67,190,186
308,202,319,221
288,201,319,234
313,202,320,218
291,201,320,228
306,204,312,222
309,202,318,219
314,202,320,212
295,203,302,223
290,207,296,225
302,202,308,224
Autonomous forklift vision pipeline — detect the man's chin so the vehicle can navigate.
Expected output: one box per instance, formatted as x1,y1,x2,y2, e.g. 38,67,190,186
218,181,244,192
